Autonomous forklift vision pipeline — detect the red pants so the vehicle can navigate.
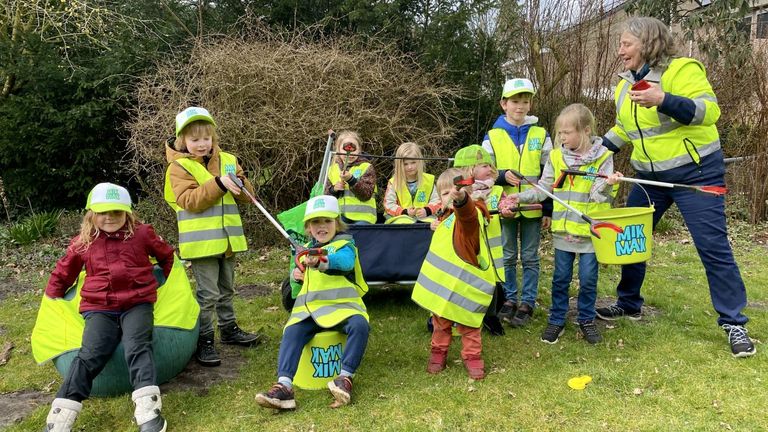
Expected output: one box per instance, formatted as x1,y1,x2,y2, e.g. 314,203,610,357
431,314,482,360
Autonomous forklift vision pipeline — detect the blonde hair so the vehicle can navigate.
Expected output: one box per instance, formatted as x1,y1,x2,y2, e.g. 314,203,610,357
334,131,363,164
73,210,138,253
303,216,348,238
174,120,220,152
436,168,467,194
392,142,424,191
624,17,676,68
555,103,595,150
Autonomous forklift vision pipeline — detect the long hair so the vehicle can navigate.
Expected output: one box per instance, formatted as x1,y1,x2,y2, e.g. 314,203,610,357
554,103,595,151
73,210,138,253
174,121,220,152
625,16,677,68
392,142,424,192
334,131,363,164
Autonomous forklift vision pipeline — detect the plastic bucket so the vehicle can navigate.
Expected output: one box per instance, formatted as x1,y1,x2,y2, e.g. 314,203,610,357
588,206,655,265
293,331,347,390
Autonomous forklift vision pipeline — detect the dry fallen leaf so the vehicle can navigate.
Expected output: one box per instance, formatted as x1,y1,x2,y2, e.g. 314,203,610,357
0,342,13,366
633,388,643,396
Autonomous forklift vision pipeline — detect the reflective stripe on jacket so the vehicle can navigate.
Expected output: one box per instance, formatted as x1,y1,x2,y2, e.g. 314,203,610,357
485,185,505,282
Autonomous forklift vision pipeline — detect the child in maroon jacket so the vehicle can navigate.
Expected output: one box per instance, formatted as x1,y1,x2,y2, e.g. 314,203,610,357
42,183,173,432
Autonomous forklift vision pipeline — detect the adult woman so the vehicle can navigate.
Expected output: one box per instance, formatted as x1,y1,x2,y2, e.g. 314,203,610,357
596,16,755,357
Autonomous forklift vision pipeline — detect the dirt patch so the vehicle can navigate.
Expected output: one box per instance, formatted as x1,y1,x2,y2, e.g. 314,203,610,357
0,277,36,302
160,344,248,396
0,390,51,428
237,283,275,299
748,301,768,311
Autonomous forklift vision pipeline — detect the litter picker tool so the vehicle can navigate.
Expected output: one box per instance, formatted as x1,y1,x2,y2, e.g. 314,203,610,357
341,142,356,172
507,169,622,239
329,151,454,162
227,173,325,271
553,169,727,197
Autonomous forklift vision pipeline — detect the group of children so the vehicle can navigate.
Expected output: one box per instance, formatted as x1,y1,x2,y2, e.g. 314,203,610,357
41,76,624,430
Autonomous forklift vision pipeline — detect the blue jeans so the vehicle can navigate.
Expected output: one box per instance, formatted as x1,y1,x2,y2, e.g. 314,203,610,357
549,250,598,326
616,168,748,326
277,315,370,379
501,217,541,308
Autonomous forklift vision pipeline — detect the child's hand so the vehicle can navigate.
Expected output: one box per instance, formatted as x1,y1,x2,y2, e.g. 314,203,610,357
504,171,521,186
606,171,624,185
305,255,320,268
340,171,353,182
334,180,346,192
219,175,242,195
414,208,427,219
406,207,416,217
449,187,466,204
292,267,304,282
430,219,440,231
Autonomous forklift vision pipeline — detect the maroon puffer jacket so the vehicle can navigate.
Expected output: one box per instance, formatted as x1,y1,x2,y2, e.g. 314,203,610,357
45,223,175,313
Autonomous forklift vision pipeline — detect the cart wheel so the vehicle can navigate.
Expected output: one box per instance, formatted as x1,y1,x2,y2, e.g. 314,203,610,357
281,277,295,311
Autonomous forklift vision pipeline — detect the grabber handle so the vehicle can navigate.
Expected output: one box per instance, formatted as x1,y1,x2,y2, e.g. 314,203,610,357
295,248,328,272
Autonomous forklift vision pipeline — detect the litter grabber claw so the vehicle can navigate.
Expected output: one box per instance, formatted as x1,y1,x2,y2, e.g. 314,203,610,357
554,169,727,197
294,247,328,272
341,142,356,172
507,169,623,239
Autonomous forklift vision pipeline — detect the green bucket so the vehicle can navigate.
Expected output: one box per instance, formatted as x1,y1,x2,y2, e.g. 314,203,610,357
588,206,655,265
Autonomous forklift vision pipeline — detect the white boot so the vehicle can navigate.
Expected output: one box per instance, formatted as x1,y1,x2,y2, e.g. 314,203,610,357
43,398,82,432
131,386,167,432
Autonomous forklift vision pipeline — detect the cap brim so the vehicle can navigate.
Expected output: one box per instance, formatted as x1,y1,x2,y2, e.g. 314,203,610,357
303,210,339,222
176,115,216,137
502,89,536,98
89,203,132,214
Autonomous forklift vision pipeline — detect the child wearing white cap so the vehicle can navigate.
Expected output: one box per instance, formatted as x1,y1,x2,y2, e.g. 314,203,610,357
165,106,263,367
255,195,370,410
481,78,553,328
42,183,174,432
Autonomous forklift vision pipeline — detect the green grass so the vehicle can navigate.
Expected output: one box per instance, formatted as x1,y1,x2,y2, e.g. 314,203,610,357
1,227,767,431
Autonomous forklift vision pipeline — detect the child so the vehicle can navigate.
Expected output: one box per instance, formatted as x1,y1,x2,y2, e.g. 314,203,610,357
165,106,262,367
255,195,370,409
325,130,378,224
383,142,441,223
512,103,620,344
411,168,496,380
482,78,553,328
43,183,173,432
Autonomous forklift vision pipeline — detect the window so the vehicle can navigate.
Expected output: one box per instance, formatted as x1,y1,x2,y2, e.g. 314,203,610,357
758,13,768,39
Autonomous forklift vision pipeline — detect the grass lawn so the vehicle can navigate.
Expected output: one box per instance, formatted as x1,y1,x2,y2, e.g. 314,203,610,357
1,221,766,431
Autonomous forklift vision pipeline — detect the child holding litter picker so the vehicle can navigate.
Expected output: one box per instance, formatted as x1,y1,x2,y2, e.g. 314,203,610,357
510,103,621,344
165,107,263,367
383,141,441,223
42,183,173,432
255,195,370,409
325,130,378,224
412,168,497,380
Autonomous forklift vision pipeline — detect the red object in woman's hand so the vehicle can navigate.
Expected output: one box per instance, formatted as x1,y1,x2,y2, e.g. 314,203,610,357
631,79,651,91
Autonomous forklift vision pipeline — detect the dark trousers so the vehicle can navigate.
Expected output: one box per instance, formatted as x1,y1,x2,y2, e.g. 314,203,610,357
57,303,156,402
616,176,748,326
277,315,369,379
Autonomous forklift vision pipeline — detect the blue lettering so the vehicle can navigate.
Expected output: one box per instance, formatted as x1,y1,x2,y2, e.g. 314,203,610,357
614,224,646,256
310,343,345,378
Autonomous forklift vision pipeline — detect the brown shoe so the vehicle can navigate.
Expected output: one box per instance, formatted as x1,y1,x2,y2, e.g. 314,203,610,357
328,376,353,406
464,358,485,380
255,383,296,410
427,348,448,374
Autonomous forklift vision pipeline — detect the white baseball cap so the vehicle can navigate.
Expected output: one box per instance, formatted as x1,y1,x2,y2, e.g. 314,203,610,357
303,195,340,222
175,107,216,137
502,78,536,98
86,183,132,213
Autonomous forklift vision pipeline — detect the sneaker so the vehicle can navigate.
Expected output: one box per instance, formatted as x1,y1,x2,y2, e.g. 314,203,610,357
463,358,485,380
427,349,448,374
327,376,353,406
255,383,296,410
508,303,533,328
497,301,518,323
540,324,565,344
220,323,264,347
195,336,221,367
595,304,641,321
579,321,603,344
722,324,756,358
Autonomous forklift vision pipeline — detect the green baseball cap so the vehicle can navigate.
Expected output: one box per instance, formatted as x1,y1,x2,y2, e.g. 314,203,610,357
453,145,493,168
175,107,216,137
86,183,132,213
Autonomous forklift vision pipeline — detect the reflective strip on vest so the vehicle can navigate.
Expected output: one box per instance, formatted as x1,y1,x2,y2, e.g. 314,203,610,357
391,173,435,209
411,210,496,328
164,152,248,259
488,127,546,218
485,185,505,282
328,163,377,223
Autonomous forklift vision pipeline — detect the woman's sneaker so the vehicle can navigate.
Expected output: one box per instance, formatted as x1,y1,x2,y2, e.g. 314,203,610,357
595,304,641,321
540,324,565,344
722,324,756,358
579,321,603,344
255,383,296,410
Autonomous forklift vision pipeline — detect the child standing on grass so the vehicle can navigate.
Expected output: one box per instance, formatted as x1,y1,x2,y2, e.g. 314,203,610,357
383,142,441,223
511,103,620,344
165,107,262,368
43,183,173,432
255,195,370,409
412,168,496,380
482,78,552,328
325,130,378,224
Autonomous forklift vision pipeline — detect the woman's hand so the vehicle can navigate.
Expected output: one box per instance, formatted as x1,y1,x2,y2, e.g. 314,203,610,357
606,171,624,185
628,85,665,108
219,175,242,195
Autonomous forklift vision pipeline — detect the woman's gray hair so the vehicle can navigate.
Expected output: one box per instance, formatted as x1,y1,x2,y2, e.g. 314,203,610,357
625,16,677,68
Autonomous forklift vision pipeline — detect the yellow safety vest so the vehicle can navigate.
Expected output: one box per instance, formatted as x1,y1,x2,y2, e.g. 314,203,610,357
285,238,369,329
484,186,505,283
550,149,615,237
163,152,248,259
328,163,377,224
488,126,546,218
605,57,721,173
391,173,435,209
411,209,496,328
